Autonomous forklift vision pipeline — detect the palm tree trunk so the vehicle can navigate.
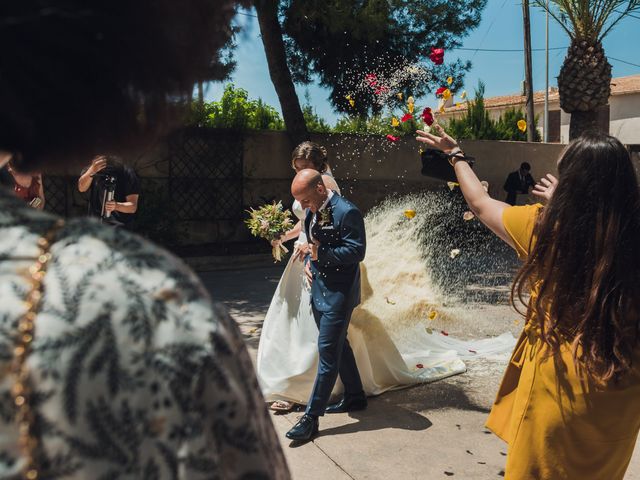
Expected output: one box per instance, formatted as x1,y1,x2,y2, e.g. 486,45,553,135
569,110,599,140
255,0,308,147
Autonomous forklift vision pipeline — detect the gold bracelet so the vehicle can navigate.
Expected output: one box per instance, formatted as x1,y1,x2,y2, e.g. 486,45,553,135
11,219,64,480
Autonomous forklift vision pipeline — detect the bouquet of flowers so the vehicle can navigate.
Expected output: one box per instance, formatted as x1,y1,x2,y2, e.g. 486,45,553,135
245,201,294,261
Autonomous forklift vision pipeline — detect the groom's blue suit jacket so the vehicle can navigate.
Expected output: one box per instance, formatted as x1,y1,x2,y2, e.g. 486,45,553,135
304,193,366,313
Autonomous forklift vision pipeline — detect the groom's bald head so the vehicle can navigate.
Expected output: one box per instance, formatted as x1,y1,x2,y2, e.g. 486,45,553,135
291,169,328,212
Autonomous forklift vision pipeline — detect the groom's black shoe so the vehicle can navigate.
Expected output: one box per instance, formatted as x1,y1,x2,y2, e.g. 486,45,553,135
325,393,368,414
285,414,319,441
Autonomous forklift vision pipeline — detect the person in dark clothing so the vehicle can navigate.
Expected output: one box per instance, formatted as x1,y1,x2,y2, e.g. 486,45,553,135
78,155,140,227
503,162,535,205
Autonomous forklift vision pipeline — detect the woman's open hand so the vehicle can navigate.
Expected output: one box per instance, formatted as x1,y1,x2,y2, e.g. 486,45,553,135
532,174,558,202
416,124,460,154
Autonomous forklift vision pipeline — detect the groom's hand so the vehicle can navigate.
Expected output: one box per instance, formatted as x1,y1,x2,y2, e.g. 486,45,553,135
310,240,320,261
304,260,313,285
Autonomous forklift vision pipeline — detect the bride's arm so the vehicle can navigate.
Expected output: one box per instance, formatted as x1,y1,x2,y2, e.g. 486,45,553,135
322,174,339,192
270,220,301,247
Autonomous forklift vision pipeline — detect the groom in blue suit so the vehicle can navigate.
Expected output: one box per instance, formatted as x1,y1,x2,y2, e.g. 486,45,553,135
286,169,367,442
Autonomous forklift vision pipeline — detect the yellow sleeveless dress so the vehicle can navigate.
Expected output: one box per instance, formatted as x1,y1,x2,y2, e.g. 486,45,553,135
486,204,640,479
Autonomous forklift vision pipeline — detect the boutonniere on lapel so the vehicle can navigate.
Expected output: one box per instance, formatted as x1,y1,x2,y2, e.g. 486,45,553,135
319,208,333,227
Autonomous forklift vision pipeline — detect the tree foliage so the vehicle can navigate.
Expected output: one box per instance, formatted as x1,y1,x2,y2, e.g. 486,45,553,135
280,0,486,115
189,84,284,130
446,82,541,141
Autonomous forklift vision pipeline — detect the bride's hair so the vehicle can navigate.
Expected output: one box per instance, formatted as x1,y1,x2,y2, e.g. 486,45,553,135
291,141,330,173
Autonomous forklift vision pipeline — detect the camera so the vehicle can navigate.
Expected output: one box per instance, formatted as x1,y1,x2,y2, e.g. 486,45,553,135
92,172,117,219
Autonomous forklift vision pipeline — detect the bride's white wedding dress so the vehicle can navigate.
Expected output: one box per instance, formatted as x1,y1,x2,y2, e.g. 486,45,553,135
257,188,515,404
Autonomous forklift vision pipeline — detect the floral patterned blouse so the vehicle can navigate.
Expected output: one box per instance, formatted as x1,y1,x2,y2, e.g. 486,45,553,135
0,189,289,480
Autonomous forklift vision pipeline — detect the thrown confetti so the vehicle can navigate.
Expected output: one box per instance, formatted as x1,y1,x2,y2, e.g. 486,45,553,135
429,47,444,65
345,94,355,107
441,330,449,336
401,113,413,122
517,119,527,132
403,209,416,219
428,310,437,320
468,349,477,354
385,297,396,305
450,248,461,259
421,107,434,126
463,211,475,221
447,181,460,190
460,90,467,99
386,134,399,142
416,363,424,369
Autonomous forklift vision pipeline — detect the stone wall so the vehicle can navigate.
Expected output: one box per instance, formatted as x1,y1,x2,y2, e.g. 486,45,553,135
46,129,640,250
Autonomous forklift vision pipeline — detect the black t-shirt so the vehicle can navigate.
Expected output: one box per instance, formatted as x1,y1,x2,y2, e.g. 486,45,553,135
82,163,140,225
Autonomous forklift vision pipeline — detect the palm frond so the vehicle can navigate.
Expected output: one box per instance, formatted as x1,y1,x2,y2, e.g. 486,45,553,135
534,0,640,41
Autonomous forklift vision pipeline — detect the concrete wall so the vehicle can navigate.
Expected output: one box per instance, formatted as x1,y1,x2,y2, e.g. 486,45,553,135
244,131,565,211
561,93,640,144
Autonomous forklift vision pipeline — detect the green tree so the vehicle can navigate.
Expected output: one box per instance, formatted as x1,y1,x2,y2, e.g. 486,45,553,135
496,108,541,142
446,82,540,141
282,0,487,115
446,82,499,140
302,92,332,133
536,0,640,139
189,84,284,130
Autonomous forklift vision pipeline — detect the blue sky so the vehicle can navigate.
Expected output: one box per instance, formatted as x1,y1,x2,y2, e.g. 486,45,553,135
206,2,640,124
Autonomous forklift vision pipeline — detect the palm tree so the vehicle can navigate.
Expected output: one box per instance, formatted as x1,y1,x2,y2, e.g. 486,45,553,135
537,0,640,139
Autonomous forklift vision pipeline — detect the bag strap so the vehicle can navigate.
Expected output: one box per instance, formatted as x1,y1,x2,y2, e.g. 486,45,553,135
11,219,64,480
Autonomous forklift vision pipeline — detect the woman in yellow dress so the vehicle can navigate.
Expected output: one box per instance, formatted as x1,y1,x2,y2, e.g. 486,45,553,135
417,126,640,479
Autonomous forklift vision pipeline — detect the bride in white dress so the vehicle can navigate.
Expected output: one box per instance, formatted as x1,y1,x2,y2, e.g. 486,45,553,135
257,142,515,410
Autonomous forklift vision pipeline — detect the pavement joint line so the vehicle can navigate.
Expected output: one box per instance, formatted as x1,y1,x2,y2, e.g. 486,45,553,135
280,413,357,480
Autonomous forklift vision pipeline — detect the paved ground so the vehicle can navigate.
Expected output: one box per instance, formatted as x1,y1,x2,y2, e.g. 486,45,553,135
200,265,640,480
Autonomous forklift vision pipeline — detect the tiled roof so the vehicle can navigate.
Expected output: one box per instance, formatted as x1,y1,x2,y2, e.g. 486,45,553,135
444,74,640,113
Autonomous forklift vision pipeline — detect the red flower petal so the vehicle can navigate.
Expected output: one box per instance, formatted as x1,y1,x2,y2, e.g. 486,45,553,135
401,113,413,122
441,330,449,336
365,73,378,85
374,86,390,95
416,363,424,369
436,86,447,96
421,107,434,126
429,47,445,65
386,134,399,142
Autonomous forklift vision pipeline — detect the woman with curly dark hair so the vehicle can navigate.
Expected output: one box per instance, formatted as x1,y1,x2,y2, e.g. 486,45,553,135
417,125,640,479
0,2,289,479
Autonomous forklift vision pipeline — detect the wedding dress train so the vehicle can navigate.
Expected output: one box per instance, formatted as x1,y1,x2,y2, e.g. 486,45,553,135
256,197,515,404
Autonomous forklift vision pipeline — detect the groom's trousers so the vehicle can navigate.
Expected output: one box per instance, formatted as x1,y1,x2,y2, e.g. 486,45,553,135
306,303,364,417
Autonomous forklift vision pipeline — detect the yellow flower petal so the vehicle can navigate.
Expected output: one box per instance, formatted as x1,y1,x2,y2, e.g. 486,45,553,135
397,92,403,100
428,310,437,320
447,76,453,85
408,103,414,114
403,209,416,219
438,104,445,113
391,117,400,127
442,89,451,101
517,119,527,132
385,297,396,305
447,181,459,191
460,90,467,100
407,96,415,104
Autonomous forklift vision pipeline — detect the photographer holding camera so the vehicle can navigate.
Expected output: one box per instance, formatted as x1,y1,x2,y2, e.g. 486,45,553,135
78,155,140,227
